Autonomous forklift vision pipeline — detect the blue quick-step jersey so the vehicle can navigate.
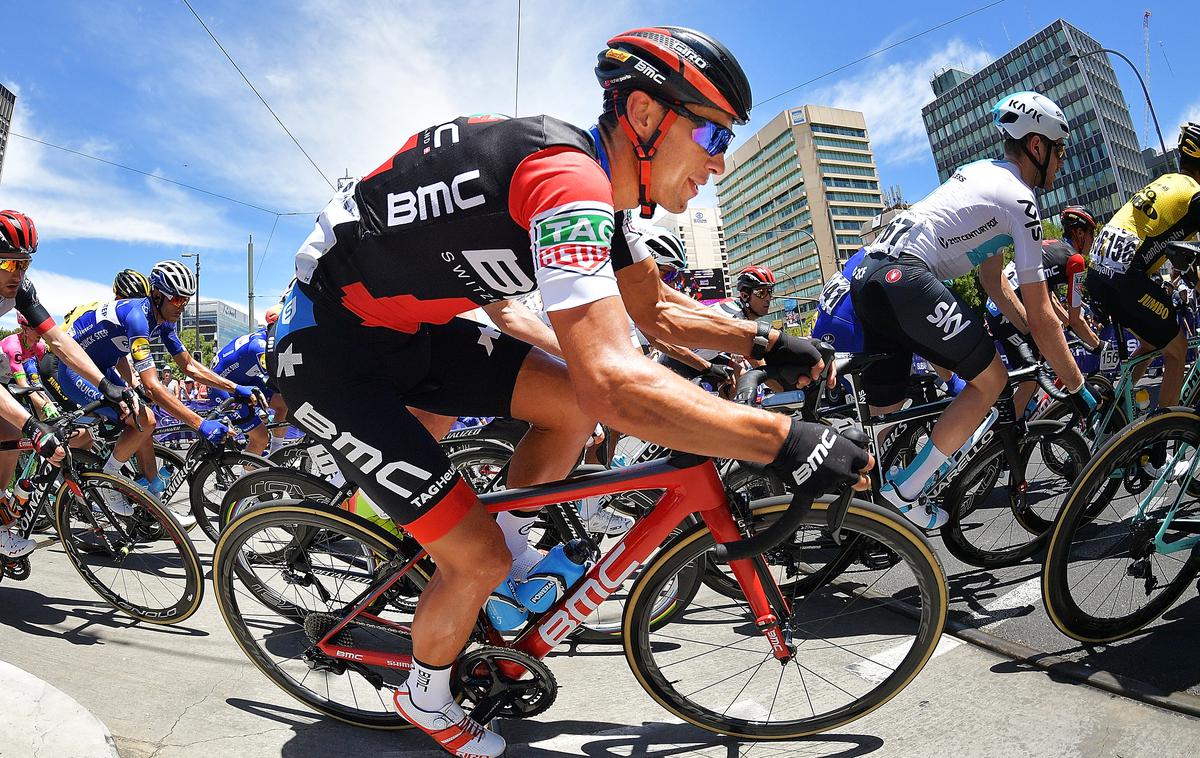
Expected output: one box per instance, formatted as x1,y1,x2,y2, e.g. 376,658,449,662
813,248,866,352
211,328,269,389
65,298,186,374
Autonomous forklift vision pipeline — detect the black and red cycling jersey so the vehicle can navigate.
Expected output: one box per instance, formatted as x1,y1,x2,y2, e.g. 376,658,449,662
295,114,647,333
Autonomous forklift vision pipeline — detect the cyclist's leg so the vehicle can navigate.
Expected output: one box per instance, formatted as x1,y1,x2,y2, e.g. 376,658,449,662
1158,331,1187,406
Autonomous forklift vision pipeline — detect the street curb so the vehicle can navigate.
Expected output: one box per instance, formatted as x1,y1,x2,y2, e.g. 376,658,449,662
946,617,1200,719
0,660,120,758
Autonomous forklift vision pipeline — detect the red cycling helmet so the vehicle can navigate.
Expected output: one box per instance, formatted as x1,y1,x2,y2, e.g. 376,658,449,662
1060,205,1096,233
0,211,38,257
736,265,776,292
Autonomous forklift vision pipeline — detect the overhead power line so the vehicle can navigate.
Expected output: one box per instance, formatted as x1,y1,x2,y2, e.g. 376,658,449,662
180,0,334,190
757,0,1008,108
9,131,315,216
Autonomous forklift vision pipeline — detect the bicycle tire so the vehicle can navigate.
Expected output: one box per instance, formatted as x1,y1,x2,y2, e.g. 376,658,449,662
444,440,512,493
219,467,340,531
623,496,946,739
940,421,1089,567
54,471,204,624
189,451,270,541
1042,410,1200,642
214,501,429,729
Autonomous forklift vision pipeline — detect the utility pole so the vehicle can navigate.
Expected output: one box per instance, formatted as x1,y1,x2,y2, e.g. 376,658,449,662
182,252,201,358
247,234,255,326
1143,10,1152,150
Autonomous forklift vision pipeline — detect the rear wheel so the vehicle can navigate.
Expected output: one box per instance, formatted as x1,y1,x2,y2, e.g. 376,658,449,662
190,451,270,541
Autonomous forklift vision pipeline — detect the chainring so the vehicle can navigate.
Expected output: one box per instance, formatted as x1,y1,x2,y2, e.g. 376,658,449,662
453,646,558,720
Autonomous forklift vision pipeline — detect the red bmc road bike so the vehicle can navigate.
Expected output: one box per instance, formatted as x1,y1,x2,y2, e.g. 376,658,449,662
214,443,947,739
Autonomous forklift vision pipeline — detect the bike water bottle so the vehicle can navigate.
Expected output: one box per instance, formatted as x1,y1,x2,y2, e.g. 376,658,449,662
484,578,529,631
514,540,591,613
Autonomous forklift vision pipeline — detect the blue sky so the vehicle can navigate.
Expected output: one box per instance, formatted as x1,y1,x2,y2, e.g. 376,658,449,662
3,1,1197,326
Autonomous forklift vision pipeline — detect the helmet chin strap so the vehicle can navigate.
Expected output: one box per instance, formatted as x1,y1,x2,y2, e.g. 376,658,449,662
614,92,678,219
1019,135,1052,189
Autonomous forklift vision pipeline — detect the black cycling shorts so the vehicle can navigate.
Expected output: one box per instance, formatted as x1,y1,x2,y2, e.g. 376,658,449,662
984,311,1040,370
655,353,702,380
849,251,996,406
1087,268,1179,350
272,286,533,544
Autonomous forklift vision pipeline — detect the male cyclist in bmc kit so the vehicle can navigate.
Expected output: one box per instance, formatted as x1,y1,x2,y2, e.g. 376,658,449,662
273,27,871,757
209,303,290,456
1087,123,1200,466
984,205,1100,413
849,91,1095,531
0,211,139,558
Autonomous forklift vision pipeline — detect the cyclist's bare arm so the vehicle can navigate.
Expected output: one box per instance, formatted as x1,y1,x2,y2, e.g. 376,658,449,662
1022,281,1085,390
647,335,709,371
173,351,240,395
617,258,759,353
481,299,562,358
139,366,203,429
979,255,1028,333
549,295,791,464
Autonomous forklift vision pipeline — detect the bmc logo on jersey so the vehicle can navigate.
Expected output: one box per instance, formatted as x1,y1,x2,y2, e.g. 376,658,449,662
386,170,485,226
927,300,972,341
533,205,615,274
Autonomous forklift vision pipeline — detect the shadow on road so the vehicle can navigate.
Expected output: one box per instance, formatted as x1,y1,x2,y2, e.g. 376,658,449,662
0,585,209,644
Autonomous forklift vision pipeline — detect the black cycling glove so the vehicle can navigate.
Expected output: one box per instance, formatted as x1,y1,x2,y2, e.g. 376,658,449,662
762,334,826,388
98,377,139,415
23,417,61,462
700,363,734,384
768,418,869,499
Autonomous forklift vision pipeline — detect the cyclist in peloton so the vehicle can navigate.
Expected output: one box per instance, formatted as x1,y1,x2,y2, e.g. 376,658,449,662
1087,122,1200,475
0,312,58,508
47,261,254,514
849,91,1095,530
209,303,290,456
0,211,138,557
273,27,871,757
984,205,1101,414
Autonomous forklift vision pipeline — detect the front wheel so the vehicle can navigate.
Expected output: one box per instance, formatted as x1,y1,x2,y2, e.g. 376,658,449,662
54,472,204,624
190,451,270,541
623,497,946,740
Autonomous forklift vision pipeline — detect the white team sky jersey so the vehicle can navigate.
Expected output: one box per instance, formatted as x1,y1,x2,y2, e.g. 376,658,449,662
867,159,1047,285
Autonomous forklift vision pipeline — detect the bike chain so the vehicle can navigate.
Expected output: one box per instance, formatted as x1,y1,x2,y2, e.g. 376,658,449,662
454,646,558,723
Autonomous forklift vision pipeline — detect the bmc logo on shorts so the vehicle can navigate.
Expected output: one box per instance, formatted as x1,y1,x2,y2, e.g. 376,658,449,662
885,269,902,283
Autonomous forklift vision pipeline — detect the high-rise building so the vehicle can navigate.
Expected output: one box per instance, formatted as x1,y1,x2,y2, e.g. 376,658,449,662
655,206,728,271
718,105,884,320
920,19,1150,222
0,84,15,184
1142,146,1179,180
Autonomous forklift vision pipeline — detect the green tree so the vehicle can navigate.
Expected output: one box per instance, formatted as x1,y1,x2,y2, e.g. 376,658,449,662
179,330,216,365
0,327,17,341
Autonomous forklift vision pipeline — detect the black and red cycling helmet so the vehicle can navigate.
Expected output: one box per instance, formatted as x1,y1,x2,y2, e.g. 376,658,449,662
596,27,752,218
1060,205,1096,233
0,210,38,257
736,265,776,292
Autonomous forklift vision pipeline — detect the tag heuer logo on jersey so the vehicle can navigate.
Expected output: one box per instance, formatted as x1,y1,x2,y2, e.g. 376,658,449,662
130,336,152,362
532,203,615,275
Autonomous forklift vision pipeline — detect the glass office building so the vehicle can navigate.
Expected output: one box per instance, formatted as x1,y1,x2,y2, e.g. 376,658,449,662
920,19,1149,222
0,85,15,184
718,105,884,321
152,298,250,367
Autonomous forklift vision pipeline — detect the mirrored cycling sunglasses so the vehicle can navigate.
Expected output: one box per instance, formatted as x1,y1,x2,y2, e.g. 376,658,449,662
663,102,735,156
0,258,31,274
751,285,774,299
166,294,190,307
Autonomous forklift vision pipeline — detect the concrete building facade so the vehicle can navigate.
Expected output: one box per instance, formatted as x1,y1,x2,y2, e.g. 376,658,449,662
920,19,1150,222
0,85,15,184
717,105,884,320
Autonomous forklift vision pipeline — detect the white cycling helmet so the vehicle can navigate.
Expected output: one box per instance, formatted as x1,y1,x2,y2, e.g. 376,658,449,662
640,225,688,270
150,260,197,298
992,91,1069,142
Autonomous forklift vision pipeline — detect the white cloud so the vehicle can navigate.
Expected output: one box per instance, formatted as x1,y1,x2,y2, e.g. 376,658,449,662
807,38,994,166
0,270,113,328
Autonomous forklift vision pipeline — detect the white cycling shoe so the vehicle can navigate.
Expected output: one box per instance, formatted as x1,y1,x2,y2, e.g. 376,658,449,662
96,488,136,518
1142,459,1193,482
584,508,635,536
0,525,36,558
880,483,948,530
393,686,506,757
